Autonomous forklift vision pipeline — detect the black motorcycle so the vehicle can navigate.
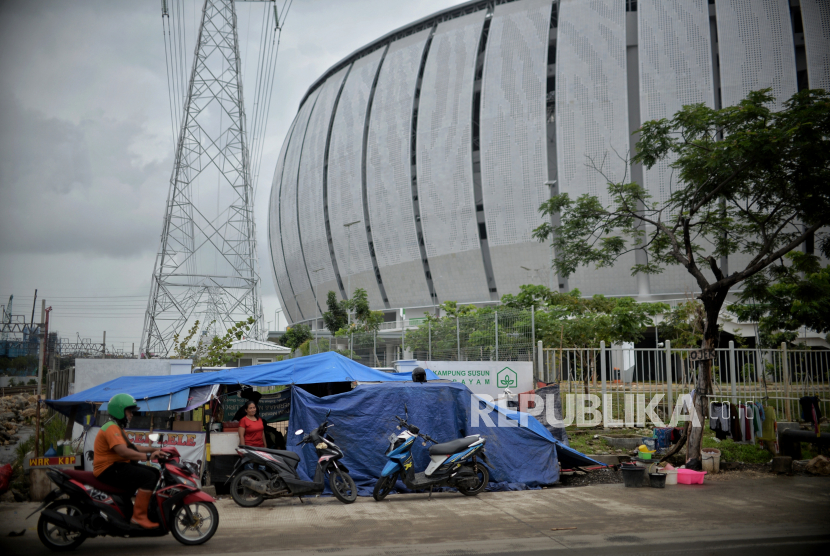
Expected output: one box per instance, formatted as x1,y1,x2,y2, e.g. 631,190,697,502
30,444,218,551
228,414,357,506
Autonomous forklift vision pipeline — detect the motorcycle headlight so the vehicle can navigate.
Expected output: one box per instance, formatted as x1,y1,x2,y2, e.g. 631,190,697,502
316,442,327,450
175,475,196,488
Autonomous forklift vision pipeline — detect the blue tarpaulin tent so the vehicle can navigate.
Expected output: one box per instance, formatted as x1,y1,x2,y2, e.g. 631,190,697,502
287,382,603,495
46,352,440,422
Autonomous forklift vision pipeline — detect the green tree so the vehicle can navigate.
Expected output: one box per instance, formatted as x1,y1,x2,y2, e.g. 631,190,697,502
171,317,256,367
322,291,348,335
334,288,384,336
533,89,830,464
730,251,830,347
279,324,312,352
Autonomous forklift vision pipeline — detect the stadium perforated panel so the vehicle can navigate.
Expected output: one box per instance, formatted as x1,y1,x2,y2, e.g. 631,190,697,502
715,0,797,111
416,12,490,303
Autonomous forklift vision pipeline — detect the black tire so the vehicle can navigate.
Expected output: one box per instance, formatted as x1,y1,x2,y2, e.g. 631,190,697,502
372,473,397,502
170,501,219,546
329,469,357,504
37,502,87,552
457,464,489,496
230,469,267,507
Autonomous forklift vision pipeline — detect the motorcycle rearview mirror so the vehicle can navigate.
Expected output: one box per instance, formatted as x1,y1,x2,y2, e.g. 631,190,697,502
148,433,160,442
294,429,304,435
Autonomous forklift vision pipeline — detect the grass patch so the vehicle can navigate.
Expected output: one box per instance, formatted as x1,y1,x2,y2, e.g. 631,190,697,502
701,428,772,464
564,428,613,454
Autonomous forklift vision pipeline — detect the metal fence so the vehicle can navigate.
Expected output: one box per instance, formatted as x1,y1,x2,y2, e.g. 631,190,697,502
298,309,537,367
542,340,830,423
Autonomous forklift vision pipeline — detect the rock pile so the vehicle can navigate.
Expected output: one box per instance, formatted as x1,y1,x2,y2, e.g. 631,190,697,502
0,394,45,445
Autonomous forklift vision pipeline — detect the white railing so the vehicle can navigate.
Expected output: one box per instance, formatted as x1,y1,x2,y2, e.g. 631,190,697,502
542,341,830,423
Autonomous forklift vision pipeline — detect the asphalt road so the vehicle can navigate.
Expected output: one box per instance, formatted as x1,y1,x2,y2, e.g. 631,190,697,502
1,476,829,555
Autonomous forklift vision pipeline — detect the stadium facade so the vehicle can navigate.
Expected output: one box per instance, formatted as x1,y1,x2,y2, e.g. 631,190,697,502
269,0,830,326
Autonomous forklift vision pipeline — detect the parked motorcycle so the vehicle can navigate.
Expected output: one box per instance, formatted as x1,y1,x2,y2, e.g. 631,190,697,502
30,438,218,551
373,411,491,501
228,413,357,506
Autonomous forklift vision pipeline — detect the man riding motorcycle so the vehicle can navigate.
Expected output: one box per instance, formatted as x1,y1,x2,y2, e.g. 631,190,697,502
93,393,166,529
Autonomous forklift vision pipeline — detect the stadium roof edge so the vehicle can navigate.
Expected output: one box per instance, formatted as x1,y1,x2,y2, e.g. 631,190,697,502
297,0,520,109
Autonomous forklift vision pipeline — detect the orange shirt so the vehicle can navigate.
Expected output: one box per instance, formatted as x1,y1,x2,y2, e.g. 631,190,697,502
93,422,130,476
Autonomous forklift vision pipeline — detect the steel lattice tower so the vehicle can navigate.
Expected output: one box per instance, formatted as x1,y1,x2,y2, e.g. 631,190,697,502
142,0,264,357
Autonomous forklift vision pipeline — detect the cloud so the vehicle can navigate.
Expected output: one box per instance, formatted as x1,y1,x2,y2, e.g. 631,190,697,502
0,88,172,258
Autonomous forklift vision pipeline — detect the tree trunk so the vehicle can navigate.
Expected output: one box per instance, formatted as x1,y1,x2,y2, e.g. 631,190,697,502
686,291,728,467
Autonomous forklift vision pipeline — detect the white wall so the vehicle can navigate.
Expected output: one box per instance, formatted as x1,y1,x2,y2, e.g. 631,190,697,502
71,359,192,441
74,358,193,395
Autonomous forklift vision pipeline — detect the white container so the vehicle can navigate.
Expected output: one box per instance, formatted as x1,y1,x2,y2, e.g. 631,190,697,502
663,469,678,485
702,448,721,473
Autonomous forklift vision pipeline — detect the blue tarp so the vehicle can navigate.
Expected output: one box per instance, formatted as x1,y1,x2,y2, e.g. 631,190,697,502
47,352,439,422
287,382,604,496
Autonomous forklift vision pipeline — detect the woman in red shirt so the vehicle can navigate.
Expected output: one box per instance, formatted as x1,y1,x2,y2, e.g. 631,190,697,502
238,400,266,447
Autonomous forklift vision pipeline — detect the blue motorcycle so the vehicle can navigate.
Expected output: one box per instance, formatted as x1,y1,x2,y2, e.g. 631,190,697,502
373,412,491,501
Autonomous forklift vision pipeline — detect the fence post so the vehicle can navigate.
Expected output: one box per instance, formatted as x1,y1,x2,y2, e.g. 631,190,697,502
728,340,737,405
600,340,607,400
782,342,791,421
428,320,432,361
531,306,536,371
537,340,544,383
665,340,673,418
373,330,377,367
495,311,499,362
456,316,461,361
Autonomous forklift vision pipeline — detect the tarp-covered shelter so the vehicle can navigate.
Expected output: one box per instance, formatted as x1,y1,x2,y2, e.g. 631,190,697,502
288,382,603,495
46,352,440,423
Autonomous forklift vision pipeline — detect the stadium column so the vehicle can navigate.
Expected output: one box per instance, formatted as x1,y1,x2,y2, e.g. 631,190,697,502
625,4,650,299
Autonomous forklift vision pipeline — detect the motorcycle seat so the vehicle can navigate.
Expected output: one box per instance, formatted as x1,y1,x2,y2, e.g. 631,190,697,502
241,446,301,462
63,469,127,494
428,435,481,456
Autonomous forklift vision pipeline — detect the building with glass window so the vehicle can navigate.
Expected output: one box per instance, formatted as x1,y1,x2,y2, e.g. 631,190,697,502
268,0,829,326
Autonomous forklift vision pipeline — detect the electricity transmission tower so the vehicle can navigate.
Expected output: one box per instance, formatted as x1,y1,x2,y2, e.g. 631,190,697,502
142,0,279,357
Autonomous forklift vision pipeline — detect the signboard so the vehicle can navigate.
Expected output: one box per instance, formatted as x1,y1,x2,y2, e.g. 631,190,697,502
83,427,207,482
25,455,78,470
689,349,716,362
417,361,533,399
222,388,291,422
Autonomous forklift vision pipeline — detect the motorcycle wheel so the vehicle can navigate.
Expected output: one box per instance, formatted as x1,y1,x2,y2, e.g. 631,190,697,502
372,473,397,502
170,501,219,546
457,464,489,496
329,469,357,504
37,501,87,552
230,469,267,507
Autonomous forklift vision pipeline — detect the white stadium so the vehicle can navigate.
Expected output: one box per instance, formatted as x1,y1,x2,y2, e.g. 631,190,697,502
268,0,830,326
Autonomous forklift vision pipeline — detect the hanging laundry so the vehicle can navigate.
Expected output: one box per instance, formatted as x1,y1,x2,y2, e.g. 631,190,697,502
751,402,764,439
744,403,755,443
710,402,730,440
759,405,779,454
799,396,822,436
729,405,744,442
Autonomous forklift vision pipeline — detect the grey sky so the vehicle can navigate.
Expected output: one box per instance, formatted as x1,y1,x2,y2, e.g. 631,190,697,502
0,0,458,353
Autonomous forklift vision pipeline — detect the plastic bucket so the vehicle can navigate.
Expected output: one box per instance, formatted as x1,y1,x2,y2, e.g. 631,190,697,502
663,469,678,485
641,438,656,451
621,466,645,487
701,448,721,473
677,469,707,484
649,472,667,488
